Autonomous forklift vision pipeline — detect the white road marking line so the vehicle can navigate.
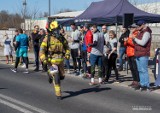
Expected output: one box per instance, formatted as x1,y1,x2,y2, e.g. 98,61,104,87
0,94,49,113
0,98,33,113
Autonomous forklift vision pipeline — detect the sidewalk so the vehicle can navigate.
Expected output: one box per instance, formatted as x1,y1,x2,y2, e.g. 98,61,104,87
0,47,160,94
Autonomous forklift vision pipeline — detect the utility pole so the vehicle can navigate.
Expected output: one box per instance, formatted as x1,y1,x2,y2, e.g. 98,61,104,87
49,0,51,17
23,0,27,30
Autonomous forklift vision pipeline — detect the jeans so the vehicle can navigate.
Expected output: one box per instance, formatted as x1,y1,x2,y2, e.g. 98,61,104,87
33,46,39,69
90,54,102,66
65,59,70,69
90,53,102,78
119,47,126,68
136,56,150,87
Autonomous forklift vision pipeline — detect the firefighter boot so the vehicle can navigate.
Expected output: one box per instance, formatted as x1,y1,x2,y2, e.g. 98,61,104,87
54,84,62,100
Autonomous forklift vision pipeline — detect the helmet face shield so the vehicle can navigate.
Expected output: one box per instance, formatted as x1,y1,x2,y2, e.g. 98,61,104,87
50,21,58,30
46,19,64,38
46,19,59,32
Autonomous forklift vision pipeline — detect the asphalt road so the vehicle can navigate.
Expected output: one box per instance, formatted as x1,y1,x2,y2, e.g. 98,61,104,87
0,64,160,113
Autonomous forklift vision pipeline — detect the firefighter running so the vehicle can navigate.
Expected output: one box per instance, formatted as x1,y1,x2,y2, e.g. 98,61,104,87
39,20,70,100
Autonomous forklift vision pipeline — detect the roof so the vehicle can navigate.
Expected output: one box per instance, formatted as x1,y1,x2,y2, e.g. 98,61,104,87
50,11,84,18
74,0,160,24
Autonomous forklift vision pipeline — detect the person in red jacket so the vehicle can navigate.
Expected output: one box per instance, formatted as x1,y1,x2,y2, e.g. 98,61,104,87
84,24,93,77
124,23,140,88
84,24,93,53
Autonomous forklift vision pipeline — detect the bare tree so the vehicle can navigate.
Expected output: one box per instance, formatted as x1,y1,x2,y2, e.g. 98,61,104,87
129,0,157,13
139,0,151,12
16,2,40,32
8,13,23,28
152,1,159,14
0,10,23,29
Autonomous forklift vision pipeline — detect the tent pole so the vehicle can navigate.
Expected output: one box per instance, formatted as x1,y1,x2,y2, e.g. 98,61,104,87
115,16,118,38
116,22,118,38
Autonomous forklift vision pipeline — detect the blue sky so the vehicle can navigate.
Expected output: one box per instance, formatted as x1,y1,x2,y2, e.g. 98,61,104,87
0,0,160,15
0,0,101,15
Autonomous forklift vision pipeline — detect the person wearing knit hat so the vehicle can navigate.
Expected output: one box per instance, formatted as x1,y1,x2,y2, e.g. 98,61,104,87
136,20,146,26
132,20,152,91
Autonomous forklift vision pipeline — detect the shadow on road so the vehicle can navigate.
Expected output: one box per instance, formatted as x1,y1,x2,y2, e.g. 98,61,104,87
109,74,133,82
0,67,10,70
0,88,7,90
62,86,111,99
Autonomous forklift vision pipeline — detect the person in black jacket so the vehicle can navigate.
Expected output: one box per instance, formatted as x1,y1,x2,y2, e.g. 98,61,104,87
13,30,19,49
31,25,40,71
118,27,130,71
39,29,46,46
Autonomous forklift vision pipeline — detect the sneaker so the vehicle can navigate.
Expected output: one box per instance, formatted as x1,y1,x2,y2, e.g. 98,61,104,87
34,68,39,72
98,78,103,84
23,69,29,74
140,86,147,91
48,77,53,84
67,69,70,74
134,85,141,90
128,82,135,87
114,80,120,83
73,70,77,74
131,82,139,88
42,69,47,72
150,86,160,91
19,62,23,65
76,71,80,76
118,67,123,71
146,87,152,92
11,63,15,65
11,68,17,73
102,79,108,84
86,73,91,78
89,82,96,86
21,64,26,68
82,73,87,78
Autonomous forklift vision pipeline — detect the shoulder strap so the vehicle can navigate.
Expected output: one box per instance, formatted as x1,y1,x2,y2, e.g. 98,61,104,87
46,35,51,56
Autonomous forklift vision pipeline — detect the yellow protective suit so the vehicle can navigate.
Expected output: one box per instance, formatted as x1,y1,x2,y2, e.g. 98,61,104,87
40,33,70,99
